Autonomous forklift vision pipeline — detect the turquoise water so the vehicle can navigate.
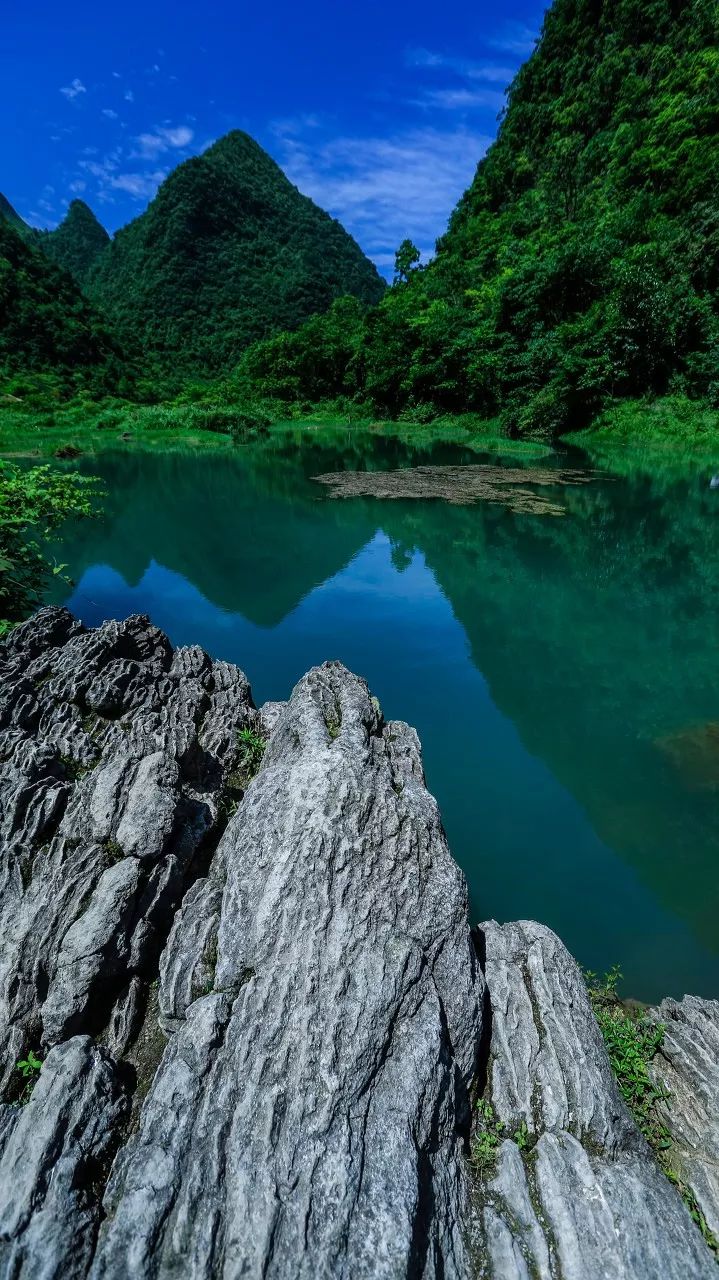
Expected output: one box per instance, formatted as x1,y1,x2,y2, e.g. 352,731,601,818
45,431,719,1002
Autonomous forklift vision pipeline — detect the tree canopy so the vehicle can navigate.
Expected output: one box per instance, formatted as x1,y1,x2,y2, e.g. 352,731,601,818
238,0,719,435
0,220,131,399
40,200,111,286
85,131,385,386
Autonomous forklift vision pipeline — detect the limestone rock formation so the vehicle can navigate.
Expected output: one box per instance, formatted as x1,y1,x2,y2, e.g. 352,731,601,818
650,995,719,1241
0,607,256,1082
0,608,716,1278
471,920,716,1279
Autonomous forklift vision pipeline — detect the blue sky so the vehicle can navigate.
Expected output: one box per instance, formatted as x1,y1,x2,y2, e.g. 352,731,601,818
2,0,544,273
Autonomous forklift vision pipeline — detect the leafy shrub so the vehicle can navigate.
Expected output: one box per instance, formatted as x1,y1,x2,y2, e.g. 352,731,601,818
0,462,103,635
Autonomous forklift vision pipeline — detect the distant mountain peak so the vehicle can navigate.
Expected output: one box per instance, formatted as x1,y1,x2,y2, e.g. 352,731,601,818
41,199,110,285
86,129,385,382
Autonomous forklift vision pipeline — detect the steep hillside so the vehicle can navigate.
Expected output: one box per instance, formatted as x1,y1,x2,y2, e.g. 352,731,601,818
0,193,27,234
241,0,719,434
86,131,385,382
0,219,130,397
41,200,110,286
364,0,719,432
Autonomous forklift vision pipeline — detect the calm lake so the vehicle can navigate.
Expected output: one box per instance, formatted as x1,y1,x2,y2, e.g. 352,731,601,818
43,429,719,1002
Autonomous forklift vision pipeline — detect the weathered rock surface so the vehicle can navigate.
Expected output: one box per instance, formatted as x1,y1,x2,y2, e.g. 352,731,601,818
0,609,717,1279
650,995,719,1241
0,607,256,1080
92,661,485,1279
471,920,716,1278
0,1037,128,1279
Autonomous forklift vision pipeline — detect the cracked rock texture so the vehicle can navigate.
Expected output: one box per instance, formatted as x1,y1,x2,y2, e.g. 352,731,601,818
0,609,717,1278
650,995,719,1241
92,660,485,1279
472,920,716,1279
0,607,256,1079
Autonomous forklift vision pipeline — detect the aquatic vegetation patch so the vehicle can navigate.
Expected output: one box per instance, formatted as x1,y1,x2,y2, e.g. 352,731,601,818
313,463,601,516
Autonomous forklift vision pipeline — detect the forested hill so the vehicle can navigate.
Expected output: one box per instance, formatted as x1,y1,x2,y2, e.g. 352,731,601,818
0,194,27,233
40,200,110,286
242,0,719,433
366,0,719,431
85,131,385,383
0,220,131,398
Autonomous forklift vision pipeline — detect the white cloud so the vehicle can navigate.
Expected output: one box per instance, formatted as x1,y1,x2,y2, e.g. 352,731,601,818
112,71,121,79
275,125,490,273
413,87,505,112
69,179,87,192
27,211,59,229
489,23,538,55
124,89,134,102
406,48,514,83
133,124,194,157
106,170,168,198
269,113,322,138
60,77,86,101
102,108,119,119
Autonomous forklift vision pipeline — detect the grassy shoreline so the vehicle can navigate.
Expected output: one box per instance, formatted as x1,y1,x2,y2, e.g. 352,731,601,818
2,393,719,464
0,402,554,460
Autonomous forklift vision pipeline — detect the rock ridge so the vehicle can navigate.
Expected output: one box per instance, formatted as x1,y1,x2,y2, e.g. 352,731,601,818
0,608,716,1278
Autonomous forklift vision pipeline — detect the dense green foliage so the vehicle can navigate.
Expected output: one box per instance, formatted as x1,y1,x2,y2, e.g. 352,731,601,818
85,132,385,385
231,296,367,406
40,200,110,285
0,193,28,234
416,0,719,433
239,0,719,435
3,0,719,442
0,461,102,634
0,220,131,399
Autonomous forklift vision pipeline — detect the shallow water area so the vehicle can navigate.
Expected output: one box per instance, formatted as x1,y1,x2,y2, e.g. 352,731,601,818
38,425,719,1002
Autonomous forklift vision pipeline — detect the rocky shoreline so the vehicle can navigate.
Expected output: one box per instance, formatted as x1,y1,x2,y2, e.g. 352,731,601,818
0,608,716,1277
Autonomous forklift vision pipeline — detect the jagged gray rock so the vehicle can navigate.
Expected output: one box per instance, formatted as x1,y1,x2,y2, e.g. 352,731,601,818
0,607,256,1082
472,920,716,1279
650,995,719,1240
0,1036,128,1279
91,660,485,1279
1,610,717,1279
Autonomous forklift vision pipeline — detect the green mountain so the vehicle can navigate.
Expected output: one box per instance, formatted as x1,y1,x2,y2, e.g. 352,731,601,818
371,0,719,432
0,218,130,398
243,0,719,434
86,131,385,383
41,200,110,286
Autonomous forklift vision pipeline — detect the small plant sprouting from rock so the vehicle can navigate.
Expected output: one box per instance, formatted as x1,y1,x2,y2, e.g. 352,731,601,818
237,726,265,782
102,837,125,864
15,1049,42,1104
513,1119,532,1153
471,1097,505,1176
669,1180,719,1259
586,966,719,1259
585,966,669,1151
60,754,94,782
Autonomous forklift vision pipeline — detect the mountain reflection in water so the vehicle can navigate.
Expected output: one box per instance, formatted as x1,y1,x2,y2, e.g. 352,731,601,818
45,430,719,1001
